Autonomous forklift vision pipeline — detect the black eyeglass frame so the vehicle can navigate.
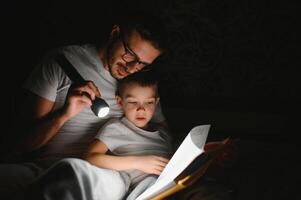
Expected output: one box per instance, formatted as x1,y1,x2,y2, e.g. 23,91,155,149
120,32,153,72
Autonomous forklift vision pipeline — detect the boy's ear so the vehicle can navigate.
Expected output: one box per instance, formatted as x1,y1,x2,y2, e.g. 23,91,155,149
155,97,160,105
115,95,123,107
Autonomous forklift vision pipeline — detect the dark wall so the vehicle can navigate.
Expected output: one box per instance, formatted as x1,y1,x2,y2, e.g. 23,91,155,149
2,0,299,142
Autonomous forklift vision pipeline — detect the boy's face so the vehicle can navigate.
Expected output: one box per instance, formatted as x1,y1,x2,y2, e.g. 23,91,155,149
116,84,159,129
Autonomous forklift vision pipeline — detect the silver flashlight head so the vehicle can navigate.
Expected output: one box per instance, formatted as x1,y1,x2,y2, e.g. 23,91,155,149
91,97,110,118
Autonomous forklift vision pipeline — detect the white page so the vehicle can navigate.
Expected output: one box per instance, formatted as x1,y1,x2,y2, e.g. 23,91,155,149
135,125,210,200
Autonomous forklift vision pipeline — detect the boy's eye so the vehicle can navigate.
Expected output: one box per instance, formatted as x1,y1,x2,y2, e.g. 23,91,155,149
147,101,155,105
128,101,137,104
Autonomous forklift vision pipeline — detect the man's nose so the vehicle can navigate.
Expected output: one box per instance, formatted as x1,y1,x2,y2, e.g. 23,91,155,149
125,64,138,73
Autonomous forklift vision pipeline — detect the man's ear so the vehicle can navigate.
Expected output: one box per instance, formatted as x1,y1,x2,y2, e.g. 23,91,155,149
110,25,120,38
115,95,123,107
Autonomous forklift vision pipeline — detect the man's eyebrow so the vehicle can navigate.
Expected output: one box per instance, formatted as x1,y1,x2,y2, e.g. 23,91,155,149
126,43,150,65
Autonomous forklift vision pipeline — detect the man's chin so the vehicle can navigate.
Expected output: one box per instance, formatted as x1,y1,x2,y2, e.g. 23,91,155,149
116,70,129,79
110,70,124,80
108,64,124,79
115,74,126,80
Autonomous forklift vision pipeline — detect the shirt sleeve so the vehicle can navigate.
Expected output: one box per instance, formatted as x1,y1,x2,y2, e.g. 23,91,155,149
23,51,65,102
95,118,125,151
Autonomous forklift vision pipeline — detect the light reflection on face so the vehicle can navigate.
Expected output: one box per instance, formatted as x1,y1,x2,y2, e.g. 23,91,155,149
116,84,159,129
107,31,161,80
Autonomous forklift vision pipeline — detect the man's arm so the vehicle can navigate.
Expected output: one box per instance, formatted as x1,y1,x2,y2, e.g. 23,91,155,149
14,91,68,154
14,81,99,154
83,139,169,175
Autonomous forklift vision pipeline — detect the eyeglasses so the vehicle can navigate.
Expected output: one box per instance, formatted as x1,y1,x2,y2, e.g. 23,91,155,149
121,34,153,72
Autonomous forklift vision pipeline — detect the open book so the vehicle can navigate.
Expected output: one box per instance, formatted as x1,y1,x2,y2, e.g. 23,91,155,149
136,125,231,200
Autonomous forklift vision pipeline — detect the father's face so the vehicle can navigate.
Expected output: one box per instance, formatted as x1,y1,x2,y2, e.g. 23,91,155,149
107,30,161,80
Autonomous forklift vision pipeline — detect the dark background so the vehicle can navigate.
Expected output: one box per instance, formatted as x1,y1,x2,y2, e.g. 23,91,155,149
1,1,300,199
2,0,299,143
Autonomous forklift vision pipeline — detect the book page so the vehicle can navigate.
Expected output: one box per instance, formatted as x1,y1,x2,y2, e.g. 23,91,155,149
135,125,210,200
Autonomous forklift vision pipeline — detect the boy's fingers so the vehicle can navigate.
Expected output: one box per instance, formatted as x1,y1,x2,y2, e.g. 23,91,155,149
157,157,169,163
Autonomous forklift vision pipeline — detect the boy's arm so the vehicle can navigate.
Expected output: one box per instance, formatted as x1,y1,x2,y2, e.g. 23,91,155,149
83,139,134,170
83,139,169,175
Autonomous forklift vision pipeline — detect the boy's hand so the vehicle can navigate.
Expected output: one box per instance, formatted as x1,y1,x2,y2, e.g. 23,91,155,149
133,155,169,175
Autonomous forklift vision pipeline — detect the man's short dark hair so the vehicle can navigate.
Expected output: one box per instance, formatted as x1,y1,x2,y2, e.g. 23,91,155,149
115,10,168,53
116,70,159,97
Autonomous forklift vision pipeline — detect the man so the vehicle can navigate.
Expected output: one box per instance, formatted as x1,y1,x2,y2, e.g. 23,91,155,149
0,10,168,199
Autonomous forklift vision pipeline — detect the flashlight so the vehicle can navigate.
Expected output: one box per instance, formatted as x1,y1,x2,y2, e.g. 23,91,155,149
55,54,110,118
91,97,110,117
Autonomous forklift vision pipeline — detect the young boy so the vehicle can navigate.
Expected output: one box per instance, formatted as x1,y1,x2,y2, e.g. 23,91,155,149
83,71,172,199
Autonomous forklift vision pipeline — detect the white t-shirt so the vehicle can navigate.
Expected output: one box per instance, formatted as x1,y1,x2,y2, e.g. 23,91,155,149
96,117,172,186
23,44,165,160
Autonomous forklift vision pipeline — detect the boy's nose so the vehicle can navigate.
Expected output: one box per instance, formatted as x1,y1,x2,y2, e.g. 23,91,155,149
137,105,146,111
